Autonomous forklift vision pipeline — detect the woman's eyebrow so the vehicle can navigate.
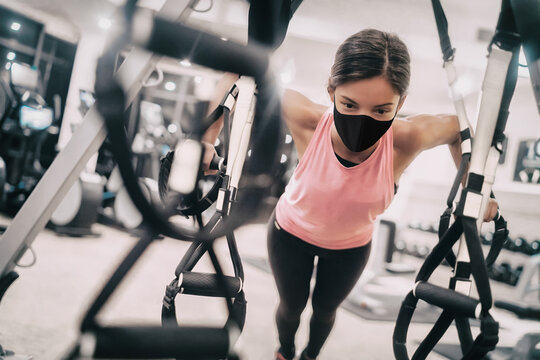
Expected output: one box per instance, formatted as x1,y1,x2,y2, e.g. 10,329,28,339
340,95,358,105
341,95,394,108
374,102,394,108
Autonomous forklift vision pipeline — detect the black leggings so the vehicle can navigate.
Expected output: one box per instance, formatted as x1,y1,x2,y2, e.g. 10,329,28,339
267,212,371,359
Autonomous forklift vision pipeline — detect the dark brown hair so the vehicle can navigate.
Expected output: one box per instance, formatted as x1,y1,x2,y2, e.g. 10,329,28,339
328,29,411,96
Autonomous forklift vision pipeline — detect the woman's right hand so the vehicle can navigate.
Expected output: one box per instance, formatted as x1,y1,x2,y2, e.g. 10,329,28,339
201,141,219,176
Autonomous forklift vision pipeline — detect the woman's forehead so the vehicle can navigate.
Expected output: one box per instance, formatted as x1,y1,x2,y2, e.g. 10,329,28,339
336,77,400,105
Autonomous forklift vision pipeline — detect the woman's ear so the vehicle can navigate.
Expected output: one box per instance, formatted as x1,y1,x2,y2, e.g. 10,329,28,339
327,86,335,103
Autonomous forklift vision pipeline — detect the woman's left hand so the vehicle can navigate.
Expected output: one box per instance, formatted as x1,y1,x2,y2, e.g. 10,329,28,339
483,198,499,222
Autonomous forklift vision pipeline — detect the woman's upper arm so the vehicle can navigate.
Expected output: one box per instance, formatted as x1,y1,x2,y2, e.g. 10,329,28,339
281,89,327,148
395,114,461,153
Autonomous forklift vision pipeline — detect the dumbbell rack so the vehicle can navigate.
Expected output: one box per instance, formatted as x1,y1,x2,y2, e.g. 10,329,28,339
401,222,539,288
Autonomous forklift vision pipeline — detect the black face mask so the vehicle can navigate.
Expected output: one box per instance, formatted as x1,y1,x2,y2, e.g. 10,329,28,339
333,103,396,152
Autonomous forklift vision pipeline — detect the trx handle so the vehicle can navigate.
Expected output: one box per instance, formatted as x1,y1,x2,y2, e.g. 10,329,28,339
158,151,225,216
82,326,233,359
178,271,242,297
133,15,270,80
414,282,480,318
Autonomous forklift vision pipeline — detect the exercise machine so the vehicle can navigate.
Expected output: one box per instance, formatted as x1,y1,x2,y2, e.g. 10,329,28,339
393,0,540,359
0,0,299,358
0,62,60,215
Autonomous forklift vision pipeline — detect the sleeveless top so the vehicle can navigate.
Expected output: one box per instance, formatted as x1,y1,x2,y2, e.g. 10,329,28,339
275,107,395,249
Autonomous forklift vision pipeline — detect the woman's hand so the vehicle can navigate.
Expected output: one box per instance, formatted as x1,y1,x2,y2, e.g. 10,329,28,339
202,141,219,176
483,198,499,222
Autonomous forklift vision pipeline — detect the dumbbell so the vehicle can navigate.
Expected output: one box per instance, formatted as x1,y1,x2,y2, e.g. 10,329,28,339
504,236,519,252
481,232,493,246
529,239,540,255
408,221,421,230
514,237,534,256
410,244,430,259
394,239,407,253
419,222,431,232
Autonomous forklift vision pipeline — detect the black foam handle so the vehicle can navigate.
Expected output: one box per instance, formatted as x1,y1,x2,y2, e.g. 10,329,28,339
181,271,241,297
90,326,231,358
415,282,479,318
136,15,269,79
210,154,224,171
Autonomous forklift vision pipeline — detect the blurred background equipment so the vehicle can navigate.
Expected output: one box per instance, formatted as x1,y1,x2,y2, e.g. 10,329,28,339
0,62,61,215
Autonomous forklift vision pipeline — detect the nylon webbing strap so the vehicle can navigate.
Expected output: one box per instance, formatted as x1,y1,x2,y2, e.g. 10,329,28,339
394,214,500,359
431,0,455,61
202,84,239,132
438,150,471,269
461,217,493,310
417,220,463,282
462,314,499,360
485,215,508,267
413,310,454,359
446,153,471,208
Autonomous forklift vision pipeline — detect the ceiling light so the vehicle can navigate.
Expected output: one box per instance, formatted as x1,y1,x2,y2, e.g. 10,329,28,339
280,154,288,163
285,134,293,144
5,62,11,70
180,59,191,67
164,81,176,91
167,123,178,133
10,22,21,31
220,37,228,41
98,18,112,30
6,52,16,61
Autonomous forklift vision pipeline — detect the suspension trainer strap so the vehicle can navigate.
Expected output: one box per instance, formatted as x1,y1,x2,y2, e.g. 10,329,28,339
462,314,499,360
416,219,463,282
438,152,472,268
431,0,455,61
393,291,418,359
485,214,509,268
412,310,455,360
455,316,474,355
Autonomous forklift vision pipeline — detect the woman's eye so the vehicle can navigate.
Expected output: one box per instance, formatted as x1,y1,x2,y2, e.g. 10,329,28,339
375,109,388,115
343,103,354,109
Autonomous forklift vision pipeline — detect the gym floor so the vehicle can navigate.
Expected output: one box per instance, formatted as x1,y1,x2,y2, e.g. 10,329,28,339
0,217,538,360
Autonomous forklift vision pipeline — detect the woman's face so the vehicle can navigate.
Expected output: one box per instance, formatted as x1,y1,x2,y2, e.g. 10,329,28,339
329,76,405,121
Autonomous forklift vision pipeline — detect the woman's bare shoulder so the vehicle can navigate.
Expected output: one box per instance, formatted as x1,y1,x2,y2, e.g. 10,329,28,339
282,89,328,131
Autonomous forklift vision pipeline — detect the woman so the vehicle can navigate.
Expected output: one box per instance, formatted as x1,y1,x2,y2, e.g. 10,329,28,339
202,28,496,360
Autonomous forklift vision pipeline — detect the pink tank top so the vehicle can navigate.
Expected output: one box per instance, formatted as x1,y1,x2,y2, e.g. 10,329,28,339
275,107,395,249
